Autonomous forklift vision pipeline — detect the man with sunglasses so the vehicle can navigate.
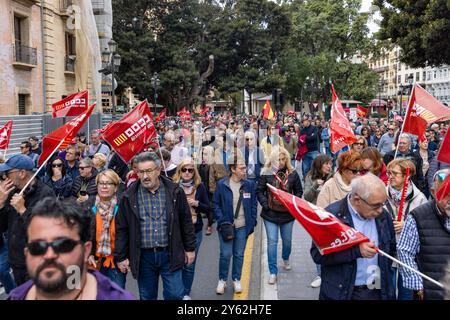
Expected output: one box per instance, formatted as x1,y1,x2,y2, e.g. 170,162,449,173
397,169,450,300
8,197,135,300
0,155,55,286
311,173,396,300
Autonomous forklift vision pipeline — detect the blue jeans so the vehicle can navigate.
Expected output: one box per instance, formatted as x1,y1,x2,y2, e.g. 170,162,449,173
218,227,247,281
302,151,319,178
182,230,203,296
100,265,126,289
138,249,184,300
0,240,16,294
393,268,413,300
263,219,294,275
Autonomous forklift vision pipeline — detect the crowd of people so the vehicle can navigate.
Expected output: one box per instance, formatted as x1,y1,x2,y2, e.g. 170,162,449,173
0,110,449,300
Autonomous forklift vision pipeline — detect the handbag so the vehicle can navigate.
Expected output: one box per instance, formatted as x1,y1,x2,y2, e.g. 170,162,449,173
268,171,289,212
218,189,243,241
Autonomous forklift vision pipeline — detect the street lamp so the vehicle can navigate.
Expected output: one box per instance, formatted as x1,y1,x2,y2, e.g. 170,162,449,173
151,72,160,116
398,74,414,116
100,39,121,120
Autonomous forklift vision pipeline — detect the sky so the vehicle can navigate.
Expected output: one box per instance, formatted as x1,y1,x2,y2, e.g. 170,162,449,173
360,0,381,34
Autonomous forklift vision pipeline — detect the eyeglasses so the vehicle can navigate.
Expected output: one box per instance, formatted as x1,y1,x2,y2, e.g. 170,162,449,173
181,168,194,173
348,168,362,175
357,195,385,210
52,163,63,168
386,170,403,177
353,142,364,146
389,128,395,131
26,238,83,256
137,167,159,175
98,181,116,187
79,166,91,170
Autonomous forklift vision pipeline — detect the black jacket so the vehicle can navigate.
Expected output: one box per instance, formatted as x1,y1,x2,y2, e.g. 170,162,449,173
71,169,98,206
300,125,319,152
383,149,426,192
42,175,73,199
108,153,130,182
0,179,55,268
310,196,396,300
257,169,303,224
115,176,196,278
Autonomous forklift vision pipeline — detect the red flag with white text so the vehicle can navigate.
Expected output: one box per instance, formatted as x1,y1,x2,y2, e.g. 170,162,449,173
330,85,357,153
102,100,157,163
52,91,88,118
267,184,369,254
40,103,95,166
0,120,13,150
403,84,450,137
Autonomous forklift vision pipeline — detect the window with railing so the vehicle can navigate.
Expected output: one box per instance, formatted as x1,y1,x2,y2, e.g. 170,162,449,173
65,55,75,72
13,41,37,65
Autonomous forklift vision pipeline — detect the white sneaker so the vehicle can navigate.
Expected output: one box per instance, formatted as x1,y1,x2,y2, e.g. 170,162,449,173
233,280,242,293
183,295,191,300
283,260,292,270
268,274,277,285
310,276,321,288
216,280,226,294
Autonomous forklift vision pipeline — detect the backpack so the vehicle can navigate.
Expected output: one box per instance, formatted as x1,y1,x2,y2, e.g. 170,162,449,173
268,171,290,212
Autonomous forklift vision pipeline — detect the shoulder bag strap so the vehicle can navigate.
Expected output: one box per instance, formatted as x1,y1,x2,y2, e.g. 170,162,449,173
233,189,244,224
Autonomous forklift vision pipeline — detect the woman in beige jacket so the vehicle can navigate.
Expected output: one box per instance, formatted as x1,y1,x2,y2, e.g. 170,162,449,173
316,151,363,209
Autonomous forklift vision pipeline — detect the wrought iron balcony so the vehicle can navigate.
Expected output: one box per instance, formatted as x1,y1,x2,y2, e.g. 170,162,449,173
13,42,37,65
65,55,76,72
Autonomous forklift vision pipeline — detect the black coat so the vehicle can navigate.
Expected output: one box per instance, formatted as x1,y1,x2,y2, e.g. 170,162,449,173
0,179,55,268
42,175,73,199
71,169,98,206
256,169,303,224
310,196,396,300
115,176,196,278
108,153,130,182
383,150,426,192
300,125,320,152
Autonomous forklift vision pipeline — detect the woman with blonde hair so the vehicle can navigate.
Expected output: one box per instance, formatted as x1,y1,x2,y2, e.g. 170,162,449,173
173,158,211,300
351,135,368,153
257,147,303,285
88,169,126,288
93,152,107,173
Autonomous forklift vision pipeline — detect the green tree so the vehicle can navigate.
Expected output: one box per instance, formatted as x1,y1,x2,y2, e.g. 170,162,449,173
374,0,450,68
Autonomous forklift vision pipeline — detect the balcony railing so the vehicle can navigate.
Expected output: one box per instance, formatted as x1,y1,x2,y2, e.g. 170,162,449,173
13,42,37,65
65,55,75,72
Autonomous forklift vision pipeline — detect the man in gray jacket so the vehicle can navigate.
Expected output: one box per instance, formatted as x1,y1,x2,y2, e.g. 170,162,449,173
377,125,396,156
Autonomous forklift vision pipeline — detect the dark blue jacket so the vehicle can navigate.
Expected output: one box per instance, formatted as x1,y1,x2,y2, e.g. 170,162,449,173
310,195,396,300
244,146,264,179
300,124,319,152
192,182,211,233
213,177,257,237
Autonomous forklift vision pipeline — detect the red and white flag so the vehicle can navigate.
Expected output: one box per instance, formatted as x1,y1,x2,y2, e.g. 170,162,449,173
52,90,88,118
267,184,369,254
437,129,450,165
40,103,95,166
356,104,368,118
155,108,167,122
102,100,157,163
330,85,357,153
403,84,450,137
0,120,13,151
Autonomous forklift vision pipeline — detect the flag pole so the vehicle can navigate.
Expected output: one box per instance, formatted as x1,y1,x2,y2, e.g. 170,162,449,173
156,137,168,177
19,138,66,196
376,248,444,288
393,83,415,159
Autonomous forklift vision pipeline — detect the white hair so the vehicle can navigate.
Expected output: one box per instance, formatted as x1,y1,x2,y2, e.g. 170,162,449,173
399,133,412,145
350,173,386,200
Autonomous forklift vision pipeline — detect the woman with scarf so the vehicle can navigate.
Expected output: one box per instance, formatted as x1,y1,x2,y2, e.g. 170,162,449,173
88,169,126,288
257,147,303,285
384,158,427,300
173,158,210,300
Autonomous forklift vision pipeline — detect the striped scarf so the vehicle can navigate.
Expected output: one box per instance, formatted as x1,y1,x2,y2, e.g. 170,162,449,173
95,195,117,256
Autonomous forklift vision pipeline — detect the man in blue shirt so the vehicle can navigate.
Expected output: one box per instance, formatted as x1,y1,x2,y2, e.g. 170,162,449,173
311,173,396,300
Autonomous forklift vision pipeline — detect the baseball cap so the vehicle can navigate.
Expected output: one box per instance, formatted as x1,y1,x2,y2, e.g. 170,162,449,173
0,154,35,172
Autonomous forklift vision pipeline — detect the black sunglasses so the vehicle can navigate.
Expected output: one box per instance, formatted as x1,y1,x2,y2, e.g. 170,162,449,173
26,238,83,256
52,163,63,168
181,168,194,173
348,168,362,174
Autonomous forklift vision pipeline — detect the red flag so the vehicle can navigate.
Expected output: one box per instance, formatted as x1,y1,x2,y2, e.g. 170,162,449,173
330,85,357,153
0,120,13,150
261,100,274,120
102,101,157,163
267,184,369,254
98,120,118,135
403,84,450,137
155,108,167,122
356,104,368,118
437,129,450,165
177,107,191,120
52,90,88,118
436,173,450,202
40,103,95,166
200,106,209,115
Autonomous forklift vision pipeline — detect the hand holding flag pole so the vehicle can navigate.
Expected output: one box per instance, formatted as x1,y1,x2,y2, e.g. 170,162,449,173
266,183,444,289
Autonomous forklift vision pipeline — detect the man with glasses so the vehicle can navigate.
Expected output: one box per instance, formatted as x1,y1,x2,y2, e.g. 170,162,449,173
0,155,55,285
311,173,396,300
244,131,264,183
71,158,98,206
377,125,396,157
7,197,135,300
19,141,39,168
115,151,196,300
397,169,450,300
